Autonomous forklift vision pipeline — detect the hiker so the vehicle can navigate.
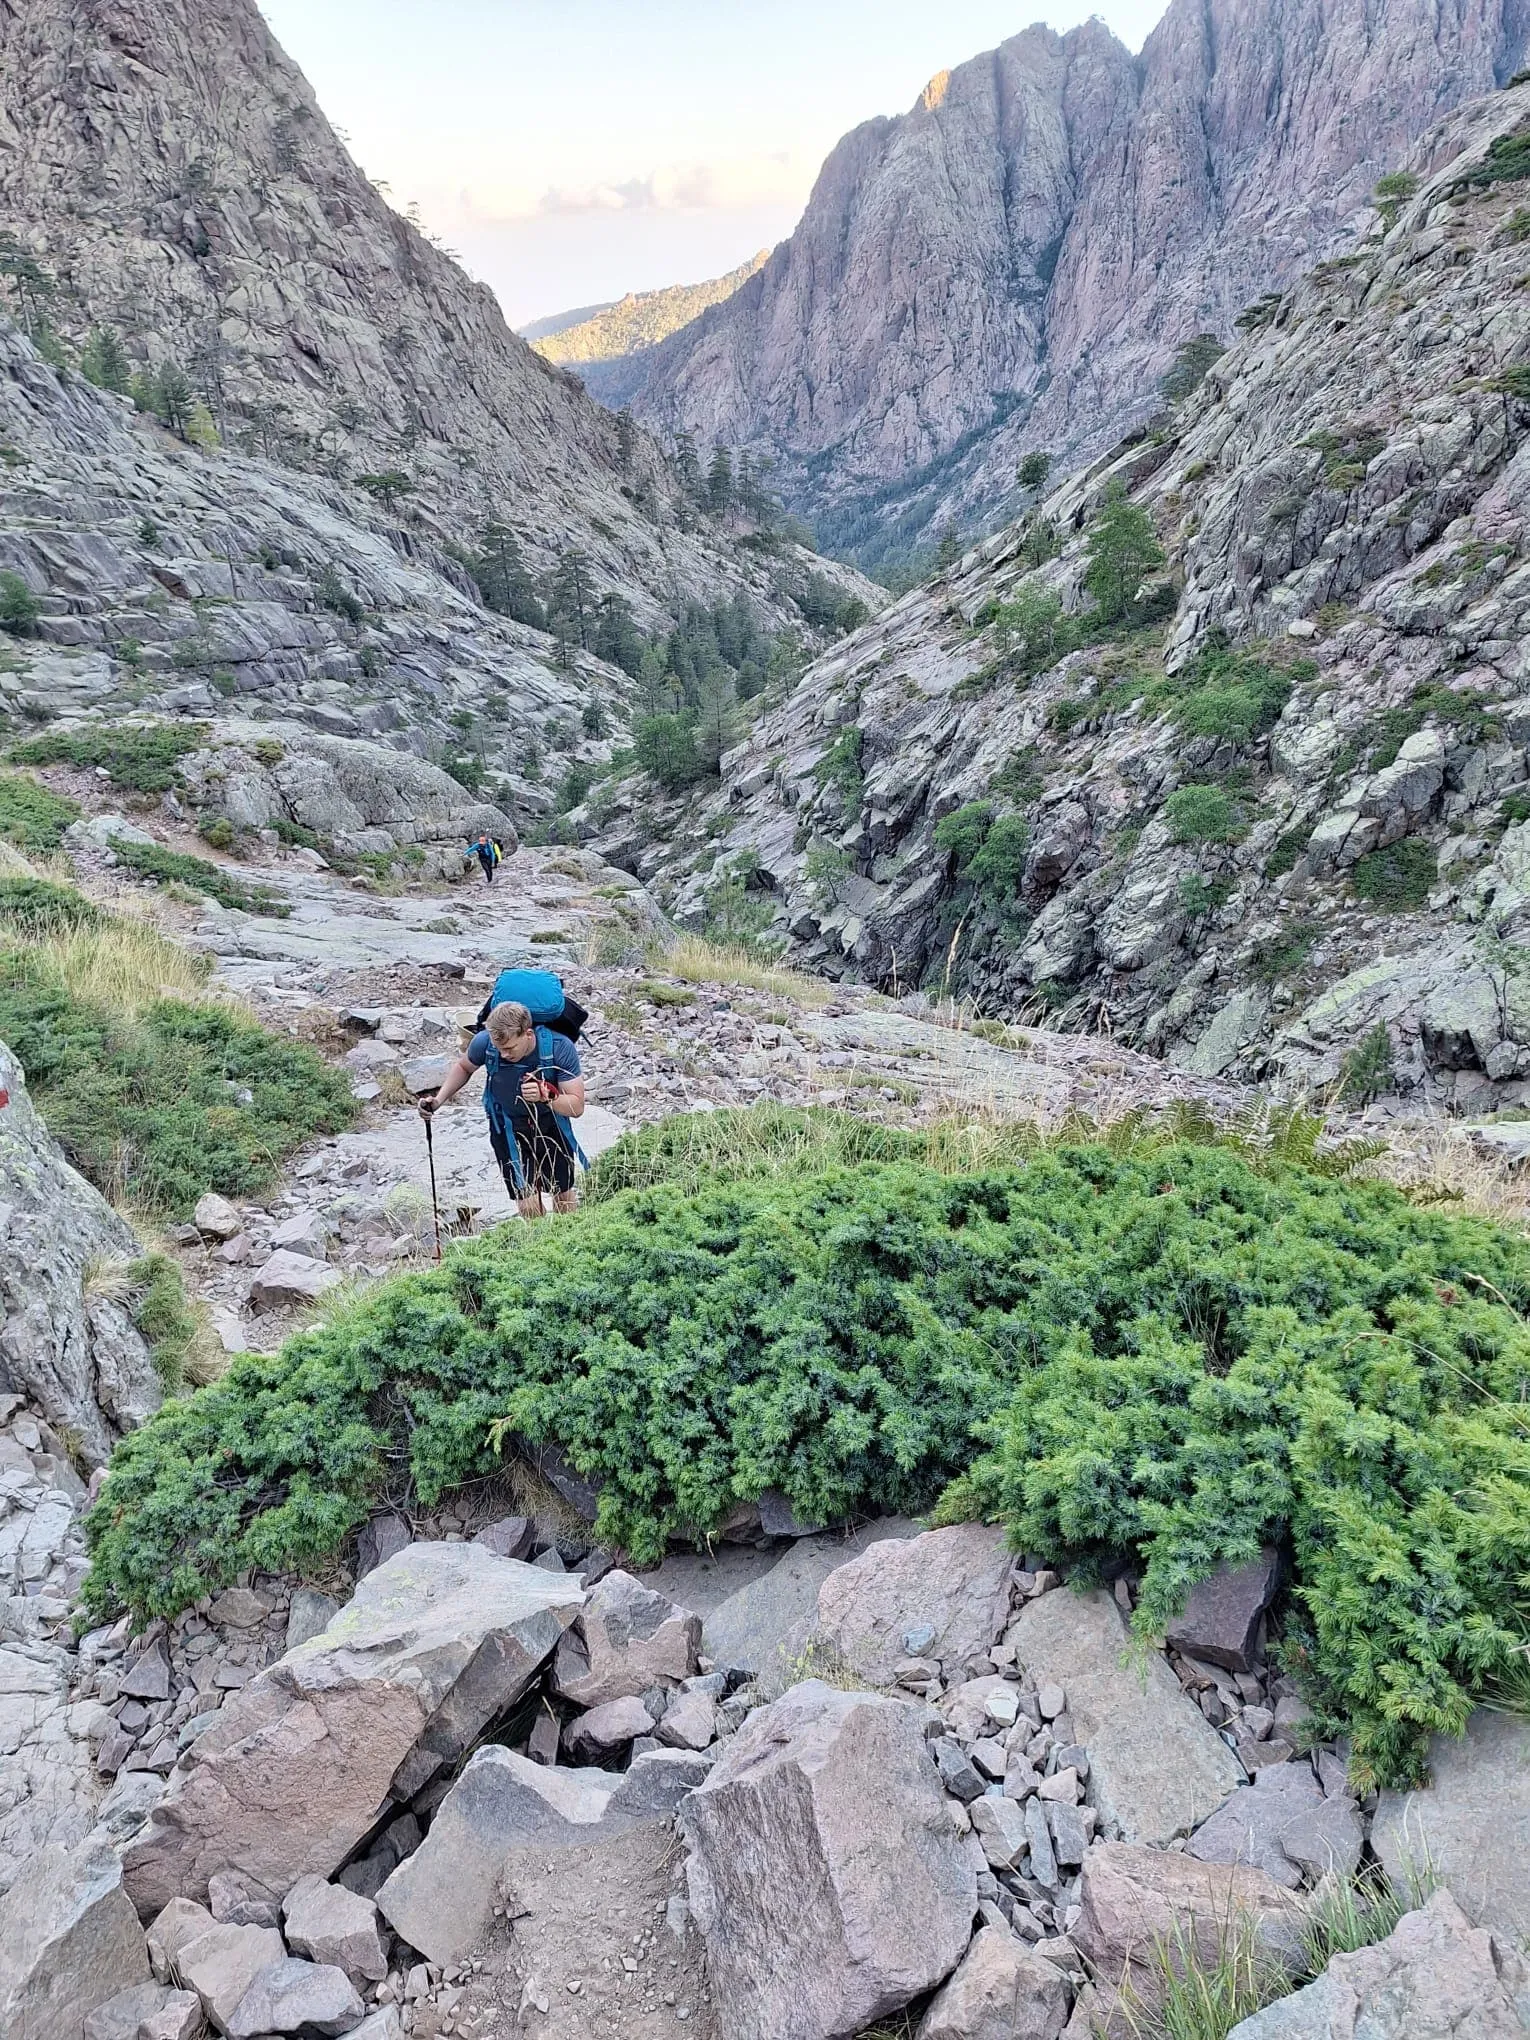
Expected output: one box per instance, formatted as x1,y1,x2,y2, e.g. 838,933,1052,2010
467,833,502,885
419,999,586,1218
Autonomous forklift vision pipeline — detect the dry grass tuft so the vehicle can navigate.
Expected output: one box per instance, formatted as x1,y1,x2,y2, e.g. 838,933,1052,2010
655,933,835,1008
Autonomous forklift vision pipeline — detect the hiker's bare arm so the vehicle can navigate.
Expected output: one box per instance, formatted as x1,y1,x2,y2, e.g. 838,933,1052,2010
420,1055,475,1116
520,1073,586,1118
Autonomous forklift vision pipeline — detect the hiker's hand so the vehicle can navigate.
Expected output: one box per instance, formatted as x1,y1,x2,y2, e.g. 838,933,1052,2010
521,1075,552,1106
418,1094,438,1119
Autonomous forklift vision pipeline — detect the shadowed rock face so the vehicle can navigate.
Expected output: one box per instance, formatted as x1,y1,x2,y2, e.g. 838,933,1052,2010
604,82,1530,1109
623,0,1529,557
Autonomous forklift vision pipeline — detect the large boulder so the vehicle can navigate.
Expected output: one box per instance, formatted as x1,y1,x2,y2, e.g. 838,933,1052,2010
0,1042,161,1464
551,1568,701,1706
281,1875,388,1984
377,1743,707,1966
679,1679,976,2040
0,1839,150,2040
916,1925,1072,2040
1372,1711,1530,1941
814,1524,1012,1685
122,1545,584,1917
1187,1764,1363,1891
1074,1843,1305,2008
1010,1587,1243,1843
700,1517,920,1687
1224,1888,1530,2038
176,1920,285,2033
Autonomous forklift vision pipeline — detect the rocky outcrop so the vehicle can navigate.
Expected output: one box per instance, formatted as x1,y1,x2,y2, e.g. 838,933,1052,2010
621,0,1528,563
679,1679,976,2040
604,82,1530,1108
1372,1710,1530,1941
0,1041,160,1465
121,1543,585,1917
0,1839,150,2040
1224,1887,1530,2038
178,725,514,878
1009,1588,1243,1845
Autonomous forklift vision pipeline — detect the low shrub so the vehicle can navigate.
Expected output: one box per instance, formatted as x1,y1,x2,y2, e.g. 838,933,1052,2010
1171,644,1298,744
0,876,103,935
1164,784,1242,844
1352,838,1436,911
83,1113,1530,1788
0,932,355,1215
0,772,79,851
109,837,291,918
11,723,208,794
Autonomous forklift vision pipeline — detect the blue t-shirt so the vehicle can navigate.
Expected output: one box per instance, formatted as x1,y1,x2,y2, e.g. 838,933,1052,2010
466,1028,581,1125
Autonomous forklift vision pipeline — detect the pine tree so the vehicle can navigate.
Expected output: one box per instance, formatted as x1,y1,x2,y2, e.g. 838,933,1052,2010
0,235,55,338
80,327,133,395
546,548,592,652
474,519,545,628
615,409,638,475
707,447,735,516
673,431,703,503
593,591,644,677
935,523,963,571
636,643,671,715
1018,451,1052,492
1084,482,1165,622
694,666,738,772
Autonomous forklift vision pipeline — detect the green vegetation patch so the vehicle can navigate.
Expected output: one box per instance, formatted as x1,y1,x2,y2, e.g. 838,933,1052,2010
0,772,80,851
1163,784,1243,844
82,1111,1530,1790
109,838,291,919
0,956,354,1216
0,876,103,936
1452,125,1530,193
1352,838,1437,911
11,723,208,795
129,1254,202,1394
1171,644,1298,743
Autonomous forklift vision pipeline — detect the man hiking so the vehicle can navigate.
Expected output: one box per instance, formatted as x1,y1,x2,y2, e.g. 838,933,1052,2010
419,999,586,1218
468,833,502,885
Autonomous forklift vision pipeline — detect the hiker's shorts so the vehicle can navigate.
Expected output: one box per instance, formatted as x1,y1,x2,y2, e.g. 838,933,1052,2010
490,1109,577,1196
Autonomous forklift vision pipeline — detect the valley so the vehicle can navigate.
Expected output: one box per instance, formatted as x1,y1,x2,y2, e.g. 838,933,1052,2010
0,2,1528,2039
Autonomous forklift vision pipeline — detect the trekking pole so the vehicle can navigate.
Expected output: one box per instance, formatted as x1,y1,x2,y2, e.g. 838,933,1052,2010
422,1110,443,1263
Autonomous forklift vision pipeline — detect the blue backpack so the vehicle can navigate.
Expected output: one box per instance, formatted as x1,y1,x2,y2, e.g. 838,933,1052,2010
481,1026,589,1194
476,968,587,1042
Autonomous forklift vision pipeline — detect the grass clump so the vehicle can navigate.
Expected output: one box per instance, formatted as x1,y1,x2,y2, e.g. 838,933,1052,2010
0,772,79,851
126,1253,210,1394
657,933,831,1007
83,1108,1530,1789
1351,838,1436,911
109,837,291,918
1171,643,1298,744
11,723,207,794
0,888,354,1216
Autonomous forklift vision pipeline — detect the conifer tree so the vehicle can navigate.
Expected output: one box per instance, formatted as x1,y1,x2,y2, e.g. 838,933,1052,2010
80,327,133,395
707,447,735,516
1084,482,1165,622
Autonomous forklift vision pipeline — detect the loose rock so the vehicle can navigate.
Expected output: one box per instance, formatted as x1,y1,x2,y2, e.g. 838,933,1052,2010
917,1925,1072,2040
0,1841,150,2040
680,1679,976,2040
552,1568,701,1707
815,1525,1012,1687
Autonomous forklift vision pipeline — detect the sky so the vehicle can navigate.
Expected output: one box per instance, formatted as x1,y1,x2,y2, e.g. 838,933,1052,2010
258,1,1168,329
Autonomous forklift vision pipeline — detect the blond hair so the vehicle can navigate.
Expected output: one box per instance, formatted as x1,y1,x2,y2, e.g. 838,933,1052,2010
486,1001,533,1045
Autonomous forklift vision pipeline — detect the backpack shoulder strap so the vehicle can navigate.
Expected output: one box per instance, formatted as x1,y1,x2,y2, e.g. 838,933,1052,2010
534,1027,589,1172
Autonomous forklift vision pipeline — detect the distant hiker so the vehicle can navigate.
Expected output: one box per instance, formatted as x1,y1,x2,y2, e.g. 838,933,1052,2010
468,833,502,885
419,999,587,1218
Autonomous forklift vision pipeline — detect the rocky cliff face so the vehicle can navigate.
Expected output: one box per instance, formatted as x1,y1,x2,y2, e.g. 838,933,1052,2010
592,82,1530,1111
619,0,1530,568
0,1041,160,1466
0,0,821,623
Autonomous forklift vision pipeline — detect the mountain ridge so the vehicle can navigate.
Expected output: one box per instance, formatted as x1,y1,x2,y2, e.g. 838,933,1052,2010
612,0,1530,572
0,0,829,630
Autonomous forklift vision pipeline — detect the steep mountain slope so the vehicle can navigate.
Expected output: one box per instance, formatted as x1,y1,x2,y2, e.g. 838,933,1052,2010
590,82,1530,1110
0,317,610,829
618,0,1530,571
0,0,815,624
532,252,770,402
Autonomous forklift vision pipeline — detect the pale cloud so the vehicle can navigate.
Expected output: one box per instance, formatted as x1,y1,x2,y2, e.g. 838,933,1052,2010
536,163,723,216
